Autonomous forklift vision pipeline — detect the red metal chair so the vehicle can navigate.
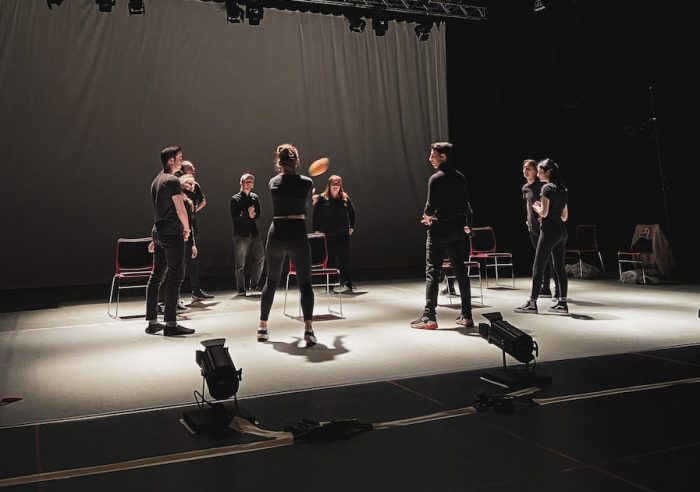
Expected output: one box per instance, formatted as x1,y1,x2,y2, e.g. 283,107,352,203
108,237,153,318
284,233,342,317
441,259,484,306
565,224,605,277
468,226,515,288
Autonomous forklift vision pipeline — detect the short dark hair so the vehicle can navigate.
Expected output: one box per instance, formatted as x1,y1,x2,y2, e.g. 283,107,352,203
431,141,453,160
160,146,181,171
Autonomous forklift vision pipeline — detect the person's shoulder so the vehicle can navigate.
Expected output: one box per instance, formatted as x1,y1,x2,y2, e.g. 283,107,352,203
250,191,259,199
300,175,313,184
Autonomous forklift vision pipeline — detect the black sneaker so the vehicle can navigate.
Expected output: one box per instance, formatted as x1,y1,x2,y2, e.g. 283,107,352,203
410,315,438,330
304,330,317,347
440,287,458,296
176,301,190,312
236,290,247,297
157,303,165,315
257,328,269,342
514,300,538,314
455,315,474,327
164,324,195,336
192,289,215,301
547,300,569,315
145,322,165,335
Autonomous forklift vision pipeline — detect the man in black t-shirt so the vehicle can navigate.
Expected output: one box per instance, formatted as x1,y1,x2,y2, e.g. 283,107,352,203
145,146,195,336
230,173,264,295
411,142,474,330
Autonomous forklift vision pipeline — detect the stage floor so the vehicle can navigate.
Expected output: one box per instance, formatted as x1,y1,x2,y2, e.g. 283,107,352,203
1,277,699,427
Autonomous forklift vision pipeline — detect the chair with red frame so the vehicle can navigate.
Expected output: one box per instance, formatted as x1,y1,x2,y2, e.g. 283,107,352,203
284,232,342,317
108,237,153,318
468,226,515,288
565,224,605,278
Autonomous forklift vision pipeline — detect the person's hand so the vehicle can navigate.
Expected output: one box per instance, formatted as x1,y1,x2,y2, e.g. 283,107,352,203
183,228,191,241
349,228,354,236
533,201,542,213
464,226,471,235
421,214,435,226
148,241,155,253
247,206,255,218
191,245,198,259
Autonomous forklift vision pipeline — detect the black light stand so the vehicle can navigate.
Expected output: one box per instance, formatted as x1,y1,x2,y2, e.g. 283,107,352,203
479,312,553,389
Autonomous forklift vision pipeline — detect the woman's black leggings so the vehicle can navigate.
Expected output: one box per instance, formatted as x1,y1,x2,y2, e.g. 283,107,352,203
531,219,568,300
260,219,314,321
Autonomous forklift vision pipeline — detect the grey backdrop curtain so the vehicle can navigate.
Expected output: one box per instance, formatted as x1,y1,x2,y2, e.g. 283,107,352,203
0,0,448,289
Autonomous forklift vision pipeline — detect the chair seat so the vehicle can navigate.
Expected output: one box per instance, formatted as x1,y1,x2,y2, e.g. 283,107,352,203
470,252,512,259
566,248,599,253
116,270,152,279
290,268,340,276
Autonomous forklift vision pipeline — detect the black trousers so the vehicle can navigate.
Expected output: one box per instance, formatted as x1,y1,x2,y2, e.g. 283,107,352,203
531,219,568,300
425,228,472,318
326,233,352,285
260,219,314,321
185,237,200,292
146,233,186,323
529,229,558,294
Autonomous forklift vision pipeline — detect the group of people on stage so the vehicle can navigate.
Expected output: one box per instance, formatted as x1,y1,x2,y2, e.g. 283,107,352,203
143,141,569,341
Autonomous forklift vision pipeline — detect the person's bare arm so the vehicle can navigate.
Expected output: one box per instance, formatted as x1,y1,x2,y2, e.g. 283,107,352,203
561,204,569,222
172,194,191,240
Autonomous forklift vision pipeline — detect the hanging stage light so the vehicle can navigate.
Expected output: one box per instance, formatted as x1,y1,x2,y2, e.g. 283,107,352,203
345,14,366,33
95,0,115,13
46,0,64,10
478,312,553,389
414,20,433,41
128,0,145,15
371,16,389,36
246,0,264,25
225,0,244,23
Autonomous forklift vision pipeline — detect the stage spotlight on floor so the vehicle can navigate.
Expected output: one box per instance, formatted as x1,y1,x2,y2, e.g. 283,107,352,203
371,16,389,36
182,338,243,433
128,0,145,15
246,1,264,25
478,312,552,389
96,0,115,13
225,0,244,23
414,20,433,41
46,0,64,10
346,15,366,33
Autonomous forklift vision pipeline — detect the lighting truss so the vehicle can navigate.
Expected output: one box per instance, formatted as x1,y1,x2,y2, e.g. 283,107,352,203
268,0,486,21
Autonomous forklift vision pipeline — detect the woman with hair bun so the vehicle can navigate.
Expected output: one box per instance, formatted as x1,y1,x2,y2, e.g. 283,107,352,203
257,143,316,346
515,158,570,315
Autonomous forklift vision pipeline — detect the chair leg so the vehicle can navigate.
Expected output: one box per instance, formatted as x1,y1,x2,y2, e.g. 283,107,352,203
597,251,605,272
641,263,647,284
618,257,623,282
108,276,117,318
115,284,121,319
578,253,583,279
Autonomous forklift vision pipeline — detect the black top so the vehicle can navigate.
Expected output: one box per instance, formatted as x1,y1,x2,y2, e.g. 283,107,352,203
522,179,544,232
230,190,261,237
312,195,356,236
269,174,314,216
541,183,568,222
150,172,183,236
424,162,472,233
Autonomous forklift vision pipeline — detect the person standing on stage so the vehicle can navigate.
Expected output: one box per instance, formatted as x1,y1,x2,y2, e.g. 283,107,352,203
145,146,195,336
515,158,569,315
522,159,559,299
257,143,316,346
411,142,474,330
230,173,264,296
312,175,356,293
177,160,214,302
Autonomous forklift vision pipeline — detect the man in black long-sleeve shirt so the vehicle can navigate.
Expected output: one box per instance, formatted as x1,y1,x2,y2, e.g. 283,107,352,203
411,142,474,330
230,173,264,295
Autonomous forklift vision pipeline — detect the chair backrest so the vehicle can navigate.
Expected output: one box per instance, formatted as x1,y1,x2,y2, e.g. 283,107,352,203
115,237,153,274
470,227,497,254
289,233,328,272
576,225,599,249
308,233,329,269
